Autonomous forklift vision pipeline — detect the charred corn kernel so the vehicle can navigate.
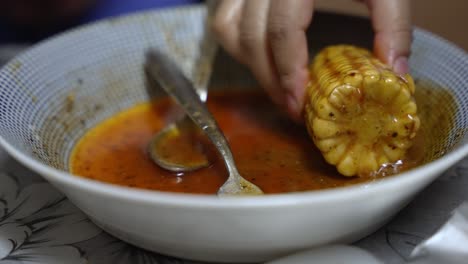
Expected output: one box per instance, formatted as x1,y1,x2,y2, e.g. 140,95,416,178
305,45,420,177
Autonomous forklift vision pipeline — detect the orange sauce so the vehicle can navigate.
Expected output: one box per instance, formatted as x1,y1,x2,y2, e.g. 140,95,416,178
70,90,422,194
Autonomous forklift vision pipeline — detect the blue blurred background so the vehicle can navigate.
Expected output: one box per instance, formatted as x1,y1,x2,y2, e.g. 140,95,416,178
0,0,200,43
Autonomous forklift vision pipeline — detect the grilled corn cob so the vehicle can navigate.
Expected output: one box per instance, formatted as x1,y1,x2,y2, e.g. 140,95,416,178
305,45,420,177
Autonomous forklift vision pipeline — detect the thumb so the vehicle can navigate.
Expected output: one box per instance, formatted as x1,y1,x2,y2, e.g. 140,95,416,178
367,0,412,74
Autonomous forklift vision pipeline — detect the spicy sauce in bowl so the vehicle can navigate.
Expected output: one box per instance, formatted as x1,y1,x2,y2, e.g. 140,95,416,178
70,90,423,194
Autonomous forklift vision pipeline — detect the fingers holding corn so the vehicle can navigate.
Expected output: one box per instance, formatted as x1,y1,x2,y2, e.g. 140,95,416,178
305,45,420,177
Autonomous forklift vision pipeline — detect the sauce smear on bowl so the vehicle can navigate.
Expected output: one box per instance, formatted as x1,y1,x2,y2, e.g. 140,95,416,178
70,90,424,194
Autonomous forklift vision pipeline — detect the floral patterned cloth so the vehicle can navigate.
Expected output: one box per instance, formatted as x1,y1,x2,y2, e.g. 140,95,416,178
0,149,202,264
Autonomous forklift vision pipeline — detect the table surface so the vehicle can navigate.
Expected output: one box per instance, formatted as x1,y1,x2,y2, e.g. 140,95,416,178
1,46,467,264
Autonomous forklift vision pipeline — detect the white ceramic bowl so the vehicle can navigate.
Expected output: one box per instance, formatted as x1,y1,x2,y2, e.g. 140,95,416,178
0,5,467,263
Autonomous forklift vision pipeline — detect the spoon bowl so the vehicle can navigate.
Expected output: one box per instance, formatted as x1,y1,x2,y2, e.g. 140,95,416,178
148,117,210,172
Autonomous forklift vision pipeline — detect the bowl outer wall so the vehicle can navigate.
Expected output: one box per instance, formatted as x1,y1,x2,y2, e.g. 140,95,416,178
1,131,462,262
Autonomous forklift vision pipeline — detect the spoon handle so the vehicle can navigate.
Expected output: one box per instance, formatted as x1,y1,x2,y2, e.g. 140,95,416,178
146,49,239,175
191,1,218,102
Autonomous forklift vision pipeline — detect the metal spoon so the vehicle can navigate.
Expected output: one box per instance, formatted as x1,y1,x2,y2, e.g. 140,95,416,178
146,49,264,195
148,4,217,172
148,63,211,173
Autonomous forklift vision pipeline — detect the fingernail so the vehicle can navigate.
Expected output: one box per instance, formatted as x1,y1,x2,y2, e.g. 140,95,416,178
393,56,409,75
286,94,302,122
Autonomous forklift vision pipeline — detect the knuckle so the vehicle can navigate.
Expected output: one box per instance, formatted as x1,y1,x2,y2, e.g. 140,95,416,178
278,71,296,90
267,19,290,42
392,21,412,35
210,16,231,39
238,30,261,53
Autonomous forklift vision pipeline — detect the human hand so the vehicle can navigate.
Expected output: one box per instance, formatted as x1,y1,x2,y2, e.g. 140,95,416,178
211,0,411,122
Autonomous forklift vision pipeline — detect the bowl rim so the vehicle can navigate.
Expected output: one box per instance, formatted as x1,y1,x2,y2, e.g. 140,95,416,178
0,8,467,209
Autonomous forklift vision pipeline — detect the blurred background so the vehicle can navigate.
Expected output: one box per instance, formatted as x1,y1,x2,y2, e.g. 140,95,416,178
0,0,467,65
316,0,468,51
0,0,200,43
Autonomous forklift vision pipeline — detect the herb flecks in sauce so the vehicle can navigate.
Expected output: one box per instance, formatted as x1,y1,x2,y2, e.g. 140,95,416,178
71,87,453,194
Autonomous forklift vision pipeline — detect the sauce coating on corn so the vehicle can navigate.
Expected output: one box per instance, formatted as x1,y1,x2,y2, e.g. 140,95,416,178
305,45,420,177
